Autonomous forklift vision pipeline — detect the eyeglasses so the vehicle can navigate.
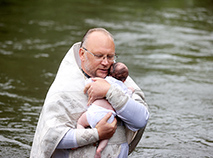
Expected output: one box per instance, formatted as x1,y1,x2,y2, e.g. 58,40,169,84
82,47,117,62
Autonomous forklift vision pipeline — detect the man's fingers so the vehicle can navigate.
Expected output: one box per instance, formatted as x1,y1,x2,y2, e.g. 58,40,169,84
87,96,94,106
84,83,91,94
95,112,117,140
91,77,101,82
111,116,117,126
84,78,100,94
102,112,112,122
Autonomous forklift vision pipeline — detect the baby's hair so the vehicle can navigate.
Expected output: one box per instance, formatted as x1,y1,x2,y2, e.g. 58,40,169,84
110,62,128,82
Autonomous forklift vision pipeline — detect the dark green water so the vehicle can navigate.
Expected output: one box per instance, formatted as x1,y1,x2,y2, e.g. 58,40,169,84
0,0,213,157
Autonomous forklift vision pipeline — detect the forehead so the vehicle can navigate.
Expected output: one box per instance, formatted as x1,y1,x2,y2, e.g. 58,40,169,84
86,32,115,54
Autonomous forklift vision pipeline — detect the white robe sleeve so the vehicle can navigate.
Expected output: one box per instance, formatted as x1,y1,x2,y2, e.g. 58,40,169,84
106,85,149,131
57,129,78,149
57,128,99,149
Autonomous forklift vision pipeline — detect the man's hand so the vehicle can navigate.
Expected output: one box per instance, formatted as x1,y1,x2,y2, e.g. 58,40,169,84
84,77,111,105
95,112,117,140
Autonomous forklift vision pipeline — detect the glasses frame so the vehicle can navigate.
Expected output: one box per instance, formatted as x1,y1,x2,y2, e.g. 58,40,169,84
82,47,117,62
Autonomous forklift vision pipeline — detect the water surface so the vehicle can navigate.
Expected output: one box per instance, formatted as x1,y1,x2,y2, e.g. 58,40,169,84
0,0,213,157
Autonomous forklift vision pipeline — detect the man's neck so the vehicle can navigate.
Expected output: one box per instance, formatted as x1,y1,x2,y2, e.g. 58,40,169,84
81,69,91,78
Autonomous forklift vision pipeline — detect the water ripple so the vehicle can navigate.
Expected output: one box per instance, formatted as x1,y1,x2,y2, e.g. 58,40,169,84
0,135,31,149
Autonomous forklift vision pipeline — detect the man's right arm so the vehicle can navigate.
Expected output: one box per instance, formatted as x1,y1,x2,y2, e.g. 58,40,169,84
57,112,117,149
57,128,98,149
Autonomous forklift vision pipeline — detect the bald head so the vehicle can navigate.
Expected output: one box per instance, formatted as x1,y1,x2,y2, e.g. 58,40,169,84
80,28,114,48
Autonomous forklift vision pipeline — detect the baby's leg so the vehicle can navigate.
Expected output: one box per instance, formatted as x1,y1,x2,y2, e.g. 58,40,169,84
95,139,109,158
77,112,89,129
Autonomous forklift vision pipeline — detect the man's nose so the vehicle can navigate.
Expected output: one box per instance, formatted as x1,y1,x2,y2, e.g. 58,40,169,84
101,56,109,65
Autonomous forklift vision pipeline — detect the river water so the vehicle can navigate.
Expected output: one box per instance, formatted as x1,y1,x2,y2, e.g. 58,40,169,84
0,0,213,157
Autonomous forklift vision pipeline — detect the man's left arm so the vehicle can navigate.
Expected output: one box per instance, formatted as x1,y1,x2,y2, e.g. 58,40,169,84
84,78,149,131
106,85,149,131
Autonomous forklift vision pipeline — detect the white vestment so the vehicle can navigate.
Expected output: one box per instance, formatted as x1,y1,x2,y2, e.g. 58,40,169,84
30,42,148,158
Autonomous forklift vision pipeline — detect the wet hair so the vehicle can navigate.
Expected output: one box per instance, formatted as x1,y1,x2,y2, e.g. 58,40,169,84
110,62,129,82
80,28,114,48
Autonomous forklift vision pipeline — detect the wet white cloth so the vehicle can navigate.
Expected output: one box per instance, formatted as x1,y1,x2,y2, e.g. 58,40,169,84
86,104,116,128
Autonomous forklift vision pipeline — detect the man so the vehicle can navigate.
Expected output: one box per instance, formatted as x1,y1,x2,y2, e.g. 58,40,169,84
30,28,149,158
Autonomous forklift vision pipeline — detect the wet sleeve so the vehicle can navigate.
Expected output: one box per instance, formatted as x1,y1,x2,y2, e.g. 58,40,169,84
57,129,78,149
116,98,149,131
106,85,149,131
57,128,99,149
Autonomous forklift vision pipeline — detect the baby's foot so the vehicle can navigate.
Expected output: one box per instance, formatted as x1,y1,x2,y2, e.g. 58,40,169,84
94,151,101,158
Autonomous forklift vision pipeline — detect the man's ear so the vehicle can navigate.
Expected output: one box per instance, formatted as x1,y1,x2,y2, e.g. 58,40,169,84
79,47,85,61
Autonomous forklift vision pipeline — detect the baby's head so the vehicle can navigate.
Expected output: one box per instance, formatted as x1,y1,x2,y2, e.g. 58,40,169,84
109,62,129,82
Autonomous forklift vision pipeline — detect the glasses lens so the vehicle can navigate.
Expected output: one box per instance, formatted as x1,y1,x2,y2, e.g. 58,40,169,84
83,47,117,62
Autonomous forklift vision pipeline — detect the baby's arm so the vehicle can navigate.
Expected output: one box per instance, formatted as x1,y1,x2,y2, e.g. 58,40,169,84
77,112,89,129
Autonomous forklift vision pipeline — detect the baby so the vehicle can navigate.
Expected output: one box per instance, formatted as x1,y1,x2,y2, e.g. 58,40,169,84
77,62,133,158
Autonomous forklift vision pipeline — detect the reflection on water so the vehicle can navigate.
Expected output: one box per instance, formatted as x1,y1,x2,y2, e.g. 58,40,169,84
0,0,213,157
